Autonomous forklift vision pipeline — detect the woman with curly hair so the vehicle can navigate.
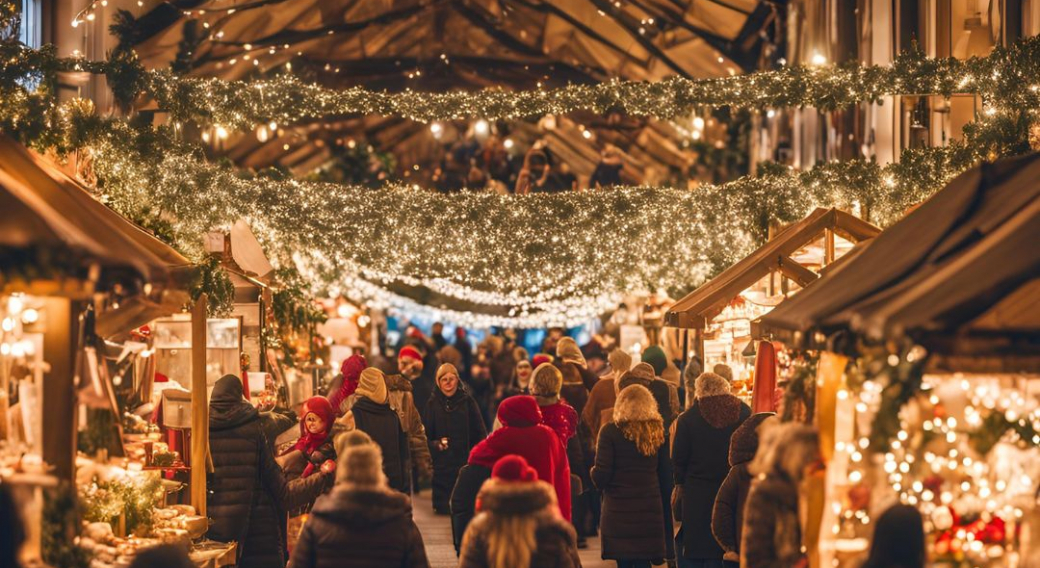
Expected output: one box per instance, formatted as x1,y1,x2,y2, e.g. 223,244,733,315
592,382,670,568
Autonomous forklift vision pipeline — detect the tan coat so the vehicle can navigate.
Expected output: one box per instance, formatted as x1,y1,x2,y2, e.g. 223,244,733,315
385,374,433,477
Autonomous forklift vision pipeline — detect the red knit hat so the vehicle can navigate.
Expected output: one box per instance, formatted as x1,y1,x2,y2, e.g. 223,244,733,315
398,345,423,362
492,455,538,482
532,353,553,367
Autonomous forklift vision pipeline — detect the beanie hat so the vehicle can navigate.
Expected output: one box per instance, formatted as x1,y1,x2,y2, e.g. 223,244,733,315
641,345,668,376
336,444,384,486
532,353,554,367
530,363,563,397
436,363,459,384
683,359,703,390
617,370,652,392
608,349,632,377
696,372,732,399
492,454,538,482
713,363,734,382
555,337,587,369
356,367,388,404
340,354,368,382
334,429,373,457
398,345,423,362
631,362,656,383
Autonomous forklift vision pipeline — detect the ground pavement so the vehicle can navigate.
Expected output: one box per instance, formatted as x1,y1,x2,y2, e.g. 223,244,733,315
412,489,614,568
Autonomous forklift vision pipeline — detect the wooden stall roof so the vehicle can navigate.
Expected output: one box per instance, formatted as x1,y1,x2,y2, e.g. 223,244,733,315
758,152,1040,369
664,207,880,329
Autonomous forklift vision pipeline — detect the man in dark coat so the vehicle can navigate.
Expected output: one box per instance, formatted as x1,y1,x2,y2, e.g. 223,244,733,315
712,412,776,563
291,442,430,568
346,368,411,493
424,364,487,514
672,372,751,567
207,375,330,568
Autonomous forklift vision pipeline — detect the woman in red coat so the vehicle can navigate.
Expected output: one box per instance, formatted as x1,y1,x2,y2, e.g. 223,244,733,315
468,395,571,521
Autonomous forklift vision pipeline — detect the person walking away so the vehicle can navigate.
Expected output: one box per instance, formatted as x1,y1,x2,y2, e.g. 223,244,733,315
425,364,487,514
431,322,448,351
672,372,750,568
583,349,632,442
467,395,571,520
207,375,331,568
514,149,552,194
459,455,581,568
557,337,599,392
342,368,411,493
589,146,624,189
387,346,434,489
291,442,430,568
530,363,589,547
641,348,682,428
329,354,368,417
711,413,777,566
592,384,669,568
740,423,820,568
859,504,926,568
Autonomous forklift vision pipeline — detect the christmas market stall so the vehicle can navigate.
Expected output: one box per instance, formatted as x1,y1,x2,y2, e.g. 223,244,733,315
664,207,879,405
757,152,1040,568
0,134,238,567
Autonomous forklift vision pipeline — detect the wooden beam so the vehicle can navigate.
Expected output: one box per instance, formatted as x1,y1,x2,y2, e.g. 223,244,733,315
777,255,820,288
190,295,208,516
42,297,77,482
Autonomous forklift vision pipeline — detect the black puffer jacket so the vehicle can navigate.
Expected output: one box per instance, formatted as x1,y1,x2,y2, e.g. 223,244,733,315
450,464,491,554
206,375,328,568
424,388,487,513
291,487,430,568
352,396,411,493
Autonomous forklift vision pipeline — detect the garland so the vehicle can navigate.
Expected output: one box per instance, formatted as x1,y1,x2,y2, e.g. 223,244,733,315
3,36,1040,130
188,255,235,318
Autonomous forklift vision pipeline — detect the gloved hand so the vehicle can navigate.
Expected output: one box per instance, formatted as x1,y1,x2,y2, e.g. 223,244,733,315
320,459,336,475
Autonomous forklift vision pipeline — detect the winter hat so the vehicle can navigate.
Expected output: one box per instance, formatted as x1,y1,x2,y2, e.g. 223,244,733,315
356,367,388,404
530,363,563,397
398,345,423,362
496,395,543,427
608,349,632,377
340,354,368,383
713,363,734,382
641,345,668,376
695,372,731,399
334,429,373,457
336,443,384,487
491,454,538,482
683,359,703,391
617,370,651,392
612,384,660,424
532,353,554,367
436,363,459,384
631,362,656,383
728,412,777,467
293,396,336,455
555,337,586,369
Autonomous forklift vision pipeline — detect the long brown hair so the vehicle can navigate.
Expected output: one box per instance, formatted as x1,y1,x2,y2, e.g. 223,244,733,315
613,384,664,456
484,515,539,568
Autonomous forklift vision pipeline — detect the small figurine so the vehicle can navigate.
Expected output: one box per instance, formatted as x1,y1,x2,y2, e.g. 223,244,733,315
283,396,336,478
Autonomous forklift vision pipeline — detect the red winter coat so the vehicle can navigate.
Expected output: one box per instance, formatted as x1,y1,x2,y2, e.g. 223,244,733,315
468,396,572,521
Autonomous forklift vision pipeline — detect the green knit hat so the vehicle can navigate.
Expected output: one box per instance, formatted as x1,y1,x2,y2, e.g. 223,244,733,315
641,345,668,376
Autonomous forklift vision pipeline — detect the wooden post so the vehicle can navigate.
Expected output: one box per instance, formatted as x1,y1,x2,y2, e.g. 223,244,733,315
42,297,77,482
824,228,836,266
190,295,208,516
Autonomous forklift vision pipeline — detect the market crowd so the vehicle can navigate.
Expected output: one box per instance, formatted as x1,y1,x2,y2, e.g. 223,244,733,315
2,327,928,568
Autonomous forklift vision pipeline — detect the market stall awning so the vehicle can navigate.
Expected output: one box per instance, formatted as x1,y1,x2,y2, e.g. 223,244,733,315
758,152,1040,366
0,135,193,329
664,207,881,329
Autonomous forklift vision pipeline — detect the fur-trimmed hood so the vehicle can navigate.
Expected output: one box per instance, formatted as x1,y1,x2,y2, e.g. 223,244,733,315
729,412,776,466
697,394,747,429
476,477,558,517
385,373,413,392
612,384,661,424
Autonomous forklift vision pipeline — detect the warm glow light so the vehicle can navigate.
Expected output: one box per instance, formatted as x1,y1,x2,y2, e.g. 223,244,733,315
474,119,489,135
811,52,827,66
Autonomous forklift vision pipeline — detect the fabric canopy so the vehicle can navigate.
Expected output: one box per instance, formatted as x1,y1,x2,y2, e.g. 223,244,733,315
759,152,1040,351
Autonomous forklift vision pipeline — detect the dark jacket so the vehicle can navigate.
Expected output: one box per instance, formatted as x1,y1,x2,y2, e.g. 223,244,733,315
424,388,487,512
352,396,411,493
291,486,430,568
385,373,433,478
592,421,669,561
741,476,802,568
713,413,774,556
672,394,750,560
206,375,328,568
458,478,581,568
450,464,491,554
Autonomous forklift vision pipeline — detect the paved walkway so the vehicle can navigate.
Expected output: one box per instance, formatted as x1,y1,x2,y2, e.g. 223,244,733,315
411,489,614,568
